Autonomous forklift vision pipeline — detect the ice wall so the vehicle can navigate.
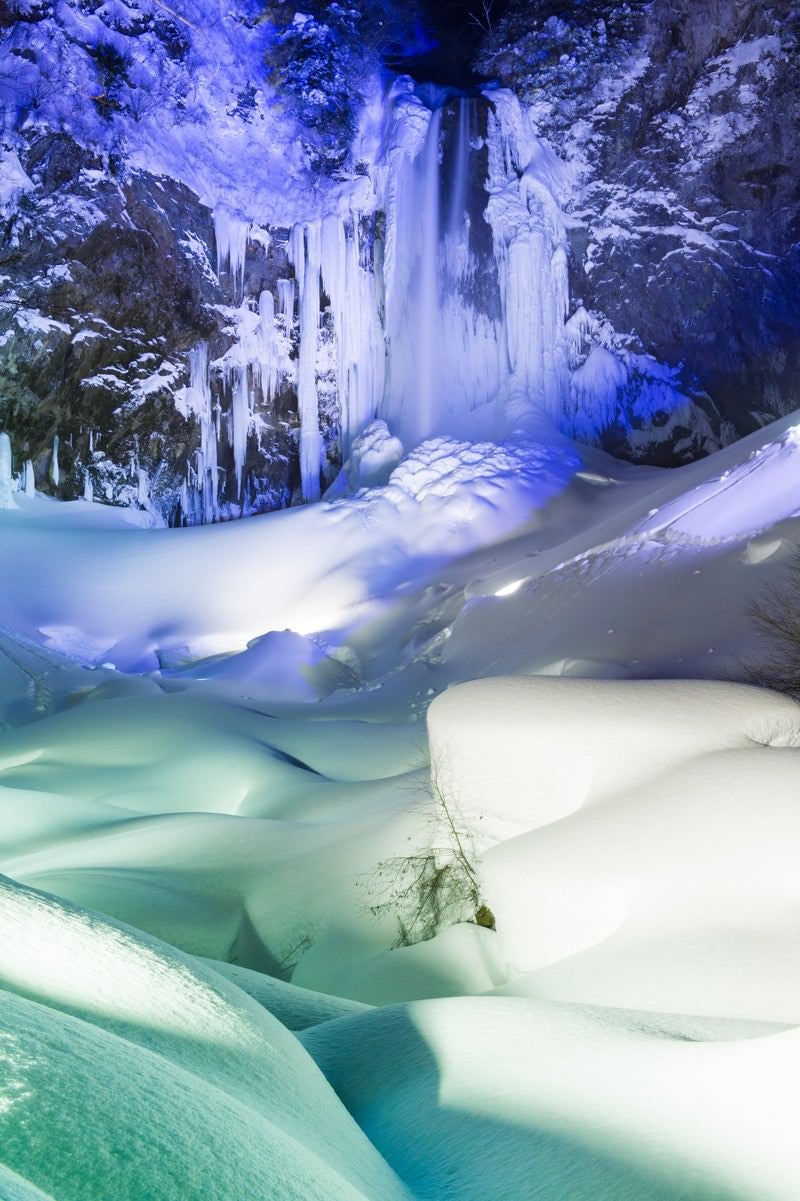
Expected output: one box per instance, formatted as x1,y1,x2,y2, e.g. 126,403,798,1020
285,214,385,502
283,85,572,481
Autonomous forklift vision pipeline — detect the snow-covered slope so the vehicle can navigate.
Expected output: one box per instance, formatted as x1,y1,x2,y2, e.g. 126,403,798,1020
1,408,800,1197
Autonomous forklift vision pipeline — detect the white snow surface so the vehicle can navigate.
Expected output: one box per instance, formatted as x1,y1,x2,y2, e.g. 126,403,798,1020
2,413,800,1198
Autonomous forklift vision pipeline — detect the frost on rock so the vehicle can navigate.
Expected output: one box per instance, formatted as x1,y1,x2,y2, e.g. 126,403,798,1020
326,419,404,496
568,346,629,441
0,151,34,212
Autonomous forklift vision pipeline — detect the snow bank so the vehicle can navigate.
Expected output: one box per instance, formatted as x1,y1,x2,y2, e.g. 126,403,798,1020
0,433,579,673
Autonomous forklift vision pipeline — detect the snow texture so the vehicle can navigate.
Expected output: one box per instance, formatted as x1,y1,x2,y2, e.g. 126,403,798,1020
1,406,800,1198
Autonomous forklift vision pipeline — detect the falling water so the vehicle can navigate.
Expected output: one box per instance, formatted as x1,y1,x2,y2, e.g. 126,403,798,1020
380,93,509,448
416,105,443,442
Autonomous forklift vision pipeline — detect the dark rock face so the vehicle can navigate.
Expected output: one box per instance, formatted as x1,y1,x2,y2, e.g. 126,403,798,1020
0,132,301,521
482,0,800,458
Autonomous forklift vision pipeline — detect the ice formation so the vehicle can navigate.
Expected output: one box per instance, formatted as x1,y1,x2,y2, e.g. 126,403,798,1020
214,206,251,304
0,432,16,510
180,85,575,515
49,436,60,488
183,343,220,522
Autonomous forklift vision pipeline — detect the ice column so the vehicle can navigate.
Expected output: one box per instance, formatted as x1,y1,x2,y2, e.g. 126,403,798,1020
288,222,323,502
50,435,60,487
24,459,35,497
230,365,249,499
320,215,385,459
256,289,281,404
0,432,17,509
484,90,570,427
277,279,295,329
187,343,220,521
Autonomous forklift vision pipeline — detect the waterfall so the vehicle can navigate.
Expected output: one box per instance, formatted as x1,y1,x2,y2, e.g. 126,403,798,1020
177,86,573,521
379,87,568,445
415,103,443,442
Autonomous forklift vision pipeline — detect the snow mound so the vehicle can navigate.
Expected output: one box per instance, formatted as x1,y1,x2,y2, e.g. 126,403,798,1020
429,677,800,1019
428,676,800,839
0,875,409,1201
302,995,800,1201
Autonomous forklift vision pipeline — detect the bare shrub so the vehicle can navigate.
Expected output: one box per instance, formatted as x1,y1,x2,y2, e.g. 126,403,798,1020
743,547,800,700
366,762,495,948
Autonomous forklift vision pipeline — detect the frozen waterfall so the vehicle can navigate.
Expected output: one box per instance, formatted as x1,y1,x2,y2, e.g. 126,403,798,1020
181,86,572,519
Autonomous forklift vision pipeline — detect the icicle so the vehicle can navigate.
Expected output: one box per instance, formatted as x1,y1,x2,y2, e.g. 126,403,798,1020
289,224,306,302
231,365,250,501
50,435,60,487
24,459,35,497
88,428,94,453
288,222,323,503
277,279,296,328
319,215,385,458
187,342,220,522
83,471,93,502
214,206,251,302
0,432,17,509
257,289,280,403
136,467,149,508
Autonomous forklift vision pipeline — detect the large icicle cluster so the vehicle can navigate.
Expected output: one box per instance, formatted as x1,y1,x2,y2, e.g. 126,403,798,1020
214,207,252,304
286,215,385,502
178,291,295,523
